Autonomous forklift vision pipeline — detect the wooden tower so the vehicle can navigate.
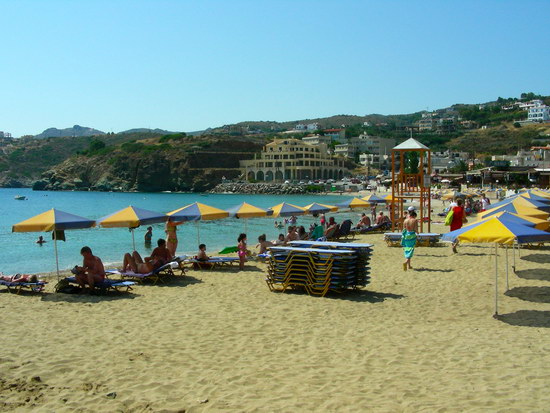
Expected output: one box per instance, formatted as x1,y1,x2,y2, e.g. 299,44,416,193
390,138,431,233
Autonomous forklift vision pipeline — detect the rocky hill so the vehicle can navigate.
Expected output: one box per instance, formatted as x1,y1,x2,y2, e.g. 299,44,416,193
32,134,265,192
34,125,105,139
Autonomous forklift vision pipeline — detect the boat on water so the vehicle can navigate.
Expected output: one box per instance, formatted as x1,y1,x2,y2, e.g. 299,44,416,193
14,195,27,200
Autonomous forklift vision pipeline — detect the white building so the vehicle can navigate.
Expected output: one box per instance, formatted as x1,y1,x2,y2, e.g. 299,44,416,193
519,99,544,111
306,122,320,131
302,134,332,146
294,124,306,131
528,105,550,122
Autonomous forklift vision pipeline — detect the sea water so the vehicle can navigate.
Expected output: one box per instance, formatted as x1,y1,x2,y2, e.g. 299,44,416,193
0,188,366,274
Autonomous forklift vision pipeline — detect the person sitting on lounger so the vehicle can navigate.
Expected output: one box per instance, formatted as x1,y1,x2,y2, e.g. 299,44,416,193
194,243,213,269
297,226,308,240
122,239,171,274
284,226,299,244
324,217,338,236
257,234,274,254
273,234,285,245
0,273,38,283
355,213,371,229
75,246,105,290
375,211,390,226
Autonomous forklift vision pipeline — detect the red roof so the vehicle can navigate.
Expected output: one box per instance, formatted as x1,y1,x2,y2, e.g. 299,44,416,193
324,129,342,132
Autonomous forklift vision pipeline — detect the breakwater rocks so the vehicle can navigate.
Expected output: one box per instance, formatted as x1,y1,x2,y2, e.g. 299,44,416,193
209,182,324,195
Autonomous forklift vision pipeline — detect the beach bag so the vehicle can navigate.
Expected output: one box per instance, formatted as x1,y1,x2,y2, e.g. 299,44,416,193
444,209,454,226
54,279,80,294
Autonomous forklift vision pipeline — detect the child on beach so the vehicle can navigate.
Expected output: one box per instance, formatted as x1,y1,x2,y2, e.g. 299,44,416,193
194,244,213,269
237,233,248,270
257,234,274,254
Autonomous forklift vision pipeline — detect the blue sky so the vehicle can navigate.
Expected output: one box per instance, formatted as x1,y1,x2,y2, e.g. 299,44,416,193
2,0,549,137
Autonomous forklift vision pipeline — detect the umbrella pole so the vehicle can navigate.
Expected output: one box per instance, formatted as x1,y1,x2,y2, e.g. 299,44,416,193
196,221,200,245
494,243,499,317
131,228,136,252
512,242,517,273
505,245,509,291
244,218,248,234
54,232,60,280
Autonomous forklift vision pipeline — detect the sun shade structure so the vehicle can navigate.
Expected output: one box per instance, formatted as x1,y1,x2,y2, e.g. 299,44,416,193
167,202,229,222
478,203,550,220
97,206,168,251
226,202,271,233
360,194,385,203
226,202,271,218
12,209,96,279
441,216,550,316
302,203,339,214
335,197,371,209
487,196,550,212
268,203,305,217
467,211,549,231
506,192,550,204
441,191,470,201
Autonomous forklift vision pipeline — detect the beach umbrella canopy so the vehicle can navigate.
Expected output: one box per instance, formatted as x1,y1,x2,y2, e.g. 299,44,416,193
12,208,95,232
167,202,229,222
530,189,550,199
442,216,550,245
268,202,305,217
468,211,549,231
335,197,371,209
489,196,550,211
97,206,168,228
12,208,95,279
507,192,550,204
360,194,386,203
226,202,271,219
441,191,469,200
302,203,338,214
384,193,398,203
478,203,550,220
97,206,168,251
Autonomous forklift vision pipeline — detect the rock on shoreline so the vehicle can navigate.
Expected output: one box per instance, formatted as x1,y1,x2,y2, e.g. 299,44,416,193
209,182,325,195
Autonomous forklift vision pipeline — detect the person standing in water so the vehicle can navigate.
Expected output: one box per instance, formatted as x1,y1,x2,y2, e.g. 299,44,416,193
144,226,153,246
401,209,418,271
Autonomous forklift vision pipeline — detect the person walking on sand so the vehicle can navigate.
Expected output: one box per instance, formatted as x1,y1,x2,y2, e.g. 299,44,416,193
450,198,467,253
401,209,418,271
237,233,248,270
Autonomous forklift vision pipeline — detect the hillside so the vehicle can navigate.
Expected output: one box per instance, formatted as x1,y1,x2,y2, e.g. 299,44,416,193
33,125,105,139
33,134,266,192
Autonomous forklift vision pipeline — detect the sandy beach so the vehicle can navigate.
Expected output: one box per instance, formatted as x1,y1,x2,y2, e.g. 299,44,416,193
1,214,550,412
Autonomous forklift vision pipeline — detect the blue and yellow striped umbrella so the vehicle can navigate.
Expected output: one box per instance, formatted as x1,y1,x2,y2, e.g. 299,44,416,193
12,209,95,278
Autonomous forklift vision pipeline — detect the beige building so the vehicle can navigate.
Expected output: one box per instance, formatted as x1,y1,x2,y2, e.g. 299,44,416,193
240,138,347,182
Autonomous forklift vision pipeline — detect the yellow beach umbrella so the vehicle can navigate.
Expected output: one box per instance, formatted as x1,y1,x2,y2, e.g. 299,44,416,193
12,209,96,279
302,203,339,214
478,204,549,220
167,202,229,244
268,203,305,218
335,197,371,209
470,211,550,231
226,202,269,219
97,206,168,251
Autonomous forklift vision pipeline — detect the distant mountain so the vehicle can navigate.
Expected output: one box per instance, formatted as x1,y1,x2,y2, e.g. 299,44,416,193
119,128,178,135
34,125,105,139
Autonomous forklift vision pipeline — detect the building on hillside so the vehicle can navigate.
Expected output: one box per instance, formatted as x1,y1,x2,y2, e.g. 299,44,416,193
302,134,332,146
430,150,469,173
418,114,435,131
0,131,12,138
306,122,320,131
340,135,395,168
240,138,348,182
527,105,550,122
323,128,346,141
294,124,306,131
460,120,478,129
518,99,544,110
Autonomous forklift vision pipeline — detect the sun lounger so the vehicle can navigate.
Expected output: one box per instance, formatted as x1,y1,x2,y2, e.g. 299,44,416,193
107,261,183,284
65,276,135,292
383,232,442,247
0,280,47,294
182,256,240,270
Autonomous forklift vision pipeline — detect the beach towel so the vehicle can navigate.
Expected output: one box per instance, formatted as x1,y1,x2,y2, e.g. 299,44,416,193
444,209,454,226
401,229,417,259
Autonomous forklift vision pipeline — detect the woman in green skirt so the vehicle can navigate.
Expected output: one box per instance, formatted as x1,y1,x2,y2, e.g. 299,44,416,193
401,209,418,271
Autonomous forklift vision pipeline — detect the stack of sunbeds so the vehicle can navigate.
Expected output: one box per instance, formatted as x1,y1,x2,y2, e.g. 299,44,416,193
266,242,373,297
383,232,442,247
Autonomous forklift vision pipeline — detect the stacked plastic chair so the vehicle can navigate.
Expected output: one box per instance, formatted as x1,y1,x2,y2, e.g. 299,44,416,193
266,242,373,297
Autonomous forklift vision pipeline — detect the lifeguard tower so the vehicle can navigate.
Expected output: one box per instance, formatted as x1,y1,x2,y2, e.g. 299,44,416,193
390,138,431,233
